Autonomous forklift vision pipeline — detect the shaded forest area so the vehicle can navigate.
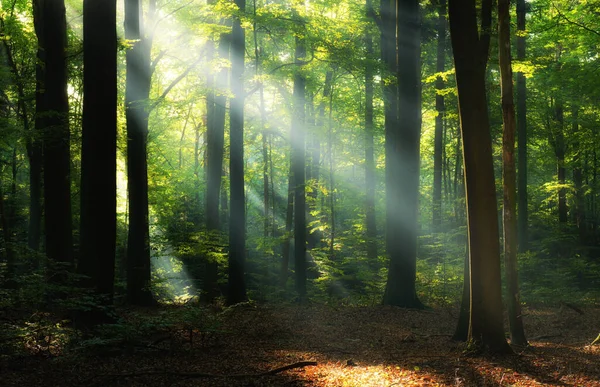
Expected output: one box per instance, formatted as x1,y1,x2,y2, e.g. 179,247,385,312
1,0,600,385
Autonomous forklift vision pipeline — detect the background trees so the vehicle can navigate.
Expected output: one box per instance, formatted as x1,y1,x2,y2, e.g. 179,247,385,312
0,0,600,353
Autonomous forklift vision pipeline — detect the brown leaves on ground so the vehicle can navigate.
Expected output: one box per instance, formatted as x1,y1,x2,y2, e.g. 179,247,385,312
1,304,600,386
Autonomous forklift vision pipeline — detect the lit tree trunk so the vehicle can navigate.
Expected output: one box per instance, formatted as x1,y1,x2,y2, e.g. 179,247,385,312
125,0,154,305
204,31,228,302
227,0,248,305
39,0,73,276
364,0,377,262
448,0,511,353
79,0,118,302
499,0,527,346
292,32,307,300
382,0,424,308
432,0,446,233
516,0,528,252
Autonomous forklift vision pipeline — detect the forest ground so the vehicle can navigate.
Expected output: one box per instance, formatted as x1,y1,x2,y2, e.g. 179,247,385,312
2,303,600,386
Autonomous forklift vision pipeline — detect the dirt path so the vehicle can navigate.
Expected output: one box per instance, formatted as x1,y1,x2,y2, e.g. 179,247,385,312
2,305,599,386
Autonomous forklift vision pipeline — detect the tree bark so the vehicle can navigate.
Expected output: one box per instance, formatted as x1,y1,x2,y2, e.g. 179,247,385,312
125,0,154,305
448,0,511,353
204,31,228,302
499,0,527,346
79,0,118,302
39,0,73,276
227,0,248,305
516,0,528,252
292,32,307,300
572,106,586,240
432,0,446,233
364,0,378,262
382,0,424,309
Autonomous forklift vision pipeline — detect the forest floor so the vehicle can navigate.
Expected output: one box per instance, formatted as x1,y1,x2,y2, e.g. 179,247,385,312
2,303,600,386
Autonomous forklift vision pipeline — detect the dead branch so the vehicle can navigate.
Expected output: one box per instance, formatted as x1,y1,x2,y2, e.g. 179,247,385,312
560,301,584,315
90,361,317,385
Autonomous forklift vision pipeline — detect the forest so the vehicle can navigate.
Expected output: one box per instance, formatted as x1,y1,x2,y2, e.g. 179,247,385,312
1,0,600,385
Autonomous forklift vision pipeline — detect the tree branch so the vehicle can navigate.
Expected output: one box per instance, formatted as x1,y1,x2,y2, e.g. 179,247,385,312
553,4,600,38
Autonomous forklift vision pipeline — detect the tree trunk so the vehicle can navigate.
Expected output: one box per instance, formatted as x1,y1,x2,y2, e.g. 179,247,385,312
125,0,154,306
204,31,228,302
432,0,446,233
516,0,528,252
39,0,73,276
572,107,586,240
499,0,527,346
554,102,567,225
448,0,511,353
364,0,377,262
79,0,118,302
382,0,424,309
292,32,307,300
280,168,294,288
227,0,248,305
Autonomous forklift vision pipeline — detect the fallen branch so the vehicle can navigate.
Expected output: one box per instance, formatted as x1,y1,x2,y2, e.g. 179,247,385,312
89,361,318,385
560,301,584,315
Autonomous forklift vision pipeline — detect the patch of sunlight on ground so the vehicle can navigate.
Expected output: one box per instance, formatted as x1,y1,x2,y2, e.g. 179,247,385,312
150,222,196,303
301,361,445,387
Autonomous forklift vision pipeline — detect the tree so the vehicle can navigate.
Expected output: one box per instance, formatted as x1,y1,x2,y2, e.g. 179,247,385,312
79,0,118,302
364,0,377,262
227,0,248,305
382,0,424,308
204,29,228,302
499,0,527,347
516,0,528,252
448,0,511,353
292,30,307,301
36,0,73,276
432,0,446,233
125,0,155,305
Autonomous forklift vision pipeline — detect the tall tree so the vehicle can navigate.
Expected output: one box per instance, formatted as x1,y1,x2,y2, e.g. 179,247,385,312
498,0,527,346
292,30,307,300
37,0,73,275
79,0,118,301
227,0,248,305
125,0,154,305
448,0,511,353
382,0,424,308
364,0,378,262
204,30,228,302
516,0,528,252
432,0,446,232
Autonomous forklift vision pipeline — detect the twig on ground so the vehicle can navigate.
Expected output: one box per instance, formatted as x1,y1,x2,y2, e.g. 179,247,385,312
88,361,318,386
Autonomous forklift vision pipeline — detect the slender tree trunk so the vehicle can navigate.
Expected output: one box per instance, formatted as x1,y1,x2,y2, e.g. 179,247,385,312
499,0,527,346
280,168,294,288
204,31,228,302
328,90,335,261
0,177,15,280
554,102,567,225
292,32,307,300
125,0,154,305
40,0,73,276
448,0,511,353
516,0,528,252
572,107,586,240
79,0,118,303
382,0,424,309
227,0,248,305
364,0,378,262
432,0,446,233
